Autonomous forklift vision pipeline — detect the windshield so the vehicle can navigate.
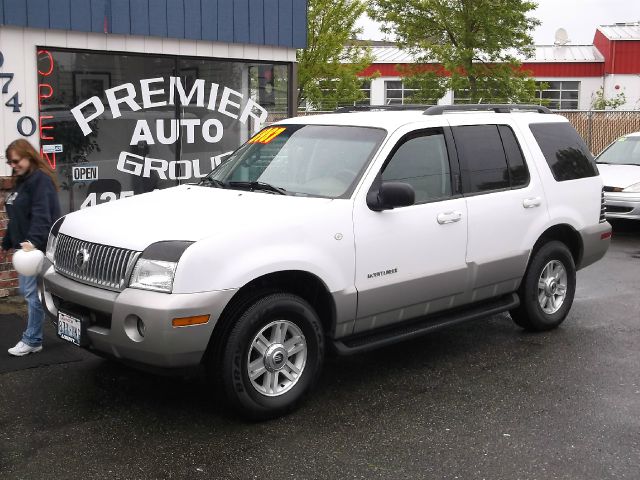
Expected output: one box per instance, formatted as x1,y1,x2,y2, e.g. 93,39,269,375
596,136,640,166
204,124,386,198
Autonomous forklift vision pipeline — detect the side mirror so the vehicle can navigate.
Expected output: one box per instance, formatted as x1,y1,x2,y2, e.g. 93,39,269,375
367,180,415,211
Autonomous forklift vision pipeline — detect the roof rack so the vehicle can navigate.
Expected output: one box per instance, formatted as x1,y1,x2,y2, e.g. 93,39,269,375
334,104,435,113
423,104,552,115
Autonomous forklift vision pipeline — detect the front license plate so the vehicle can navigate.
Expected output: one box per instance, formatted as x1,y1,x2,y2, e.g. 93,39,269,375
58,311,82,346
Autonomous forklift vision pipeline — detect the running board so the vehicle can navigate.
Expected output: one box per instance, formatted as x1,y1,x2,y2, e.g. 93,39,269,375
332,293,520,356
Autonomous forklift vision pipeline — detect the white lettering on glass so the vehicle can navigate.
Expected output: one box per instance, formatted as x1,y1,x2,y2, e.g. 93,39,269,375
117,151,233,179
128,119,226,146
157,119,179,145
202,118,224,143
140,77,167,108
218,87,243,120
104,83,142,119
130,120,156,145
73,77,269,136
71,97,105,136
71,75,272,181
170,77,206,107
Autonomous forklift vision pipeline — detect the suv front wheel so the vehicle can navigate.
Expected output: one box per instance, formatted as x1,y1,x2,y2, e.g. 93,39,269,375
220,293,325,420
511,241,577,331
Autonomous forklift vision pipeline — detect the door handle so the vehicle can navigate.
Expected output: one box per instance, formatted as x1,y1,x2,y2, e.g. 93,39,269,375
523,197,542,208
437,211,462,224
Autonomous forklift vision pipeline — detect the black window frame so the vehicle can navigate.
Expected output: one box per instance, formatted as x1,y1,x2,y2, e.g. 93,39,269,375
497,125,531,189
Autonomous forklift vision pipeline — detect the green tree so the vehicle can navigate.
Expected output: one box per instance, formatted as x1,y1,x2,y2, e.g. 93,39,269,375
297,0,374,110
396,65,448,104
368,0,541,104
590,86,627,110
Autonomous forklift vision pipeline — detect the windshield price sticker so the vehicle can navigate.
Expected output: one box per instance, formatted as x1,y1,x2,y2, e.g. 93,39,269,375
249,127,286,144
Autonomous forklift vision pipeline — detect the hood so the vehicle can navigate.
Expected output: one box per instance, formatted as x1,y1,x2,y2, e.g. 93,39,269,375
60,185,334,250
596,164,640,189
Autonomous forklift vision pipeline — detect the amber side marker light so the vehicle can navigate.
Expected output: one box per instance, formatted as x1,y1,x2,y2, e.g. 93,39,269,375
172,315,210,327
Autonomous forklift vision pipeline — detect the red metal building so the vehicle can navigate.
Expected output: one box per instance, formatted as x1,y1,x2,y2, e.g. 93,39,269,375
358,23,640,110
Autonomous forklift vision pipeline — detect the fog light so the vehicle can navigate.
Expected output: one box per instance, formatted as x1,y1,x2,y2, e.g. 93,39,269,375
137,318,146,337
123,315,144,342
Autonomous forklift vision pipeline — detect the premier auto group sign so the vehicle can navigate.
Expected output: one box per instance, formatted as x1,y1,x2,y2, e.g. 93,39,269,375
71,76,269,181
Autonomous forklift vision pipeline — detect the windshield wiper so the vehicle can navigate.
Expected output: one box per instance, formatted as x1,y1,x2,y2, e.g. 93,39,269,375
227,181,288,195
198,177,227,188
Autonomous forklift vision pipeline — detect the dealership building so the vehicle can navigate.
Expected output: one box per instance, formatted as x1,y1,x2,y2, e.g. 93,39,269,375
0,0,305,215
358,23,640,111
2,5,638,218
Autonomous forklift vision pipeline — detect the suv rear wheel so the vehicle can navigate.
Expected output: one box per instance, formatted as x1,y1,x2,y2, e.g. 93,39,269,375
220,293,324,420
510,241,576,331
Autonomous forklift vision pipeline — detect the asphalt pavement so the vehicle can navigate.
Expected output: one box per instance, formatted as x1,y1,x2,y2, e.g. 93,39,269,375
0,220,638,480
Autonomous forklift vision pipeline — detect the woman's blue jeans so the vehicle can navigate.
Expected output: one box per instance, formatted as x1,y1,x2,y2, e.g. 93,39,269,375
18,274,44,347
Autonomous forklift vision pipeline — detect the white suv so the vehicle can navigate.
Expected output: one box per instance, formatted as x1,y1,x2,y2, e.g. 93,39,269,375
39,104,611,419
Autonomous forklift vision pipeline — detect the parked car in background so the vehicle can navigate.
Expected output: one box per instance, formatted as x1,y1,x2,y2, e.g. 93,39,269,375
596,132,640,220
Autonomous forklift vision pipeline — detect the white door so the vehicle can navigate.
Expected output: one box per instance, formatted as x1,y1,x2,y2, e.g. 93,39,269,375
352,127,469,334
447,120,550,302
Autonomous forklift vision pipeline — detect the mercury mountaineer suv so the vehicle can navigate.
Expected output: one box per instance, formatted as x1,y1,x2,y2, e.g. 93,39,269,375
39,104,611,419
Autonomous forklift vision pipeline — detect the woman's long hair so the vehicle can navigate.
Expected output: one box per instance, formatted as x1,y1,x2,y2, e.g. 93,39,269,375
5,139,59,191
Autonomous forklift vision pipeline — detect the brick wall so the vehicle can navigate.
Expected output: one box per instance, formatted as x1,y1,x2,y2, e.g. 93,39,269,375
0,176,18,298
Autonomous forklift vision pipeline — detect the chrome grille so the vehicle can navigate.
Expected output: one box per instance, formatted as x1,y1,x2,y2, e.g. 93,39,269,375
54,234,141,291
600,189,607,223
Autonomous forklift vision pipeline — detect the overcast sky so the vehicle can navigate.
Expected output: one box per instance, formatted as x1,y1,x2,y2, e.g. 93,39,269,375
357,0,639,45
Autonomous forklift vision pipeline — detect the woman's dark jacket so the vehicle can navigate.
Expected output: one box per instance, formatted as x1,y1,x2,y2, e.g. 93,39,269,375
2,169,61,252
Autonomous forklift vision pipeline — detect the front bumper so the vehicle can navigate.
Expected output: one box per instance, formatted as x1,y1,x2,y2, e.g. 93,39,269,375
38,259,237,369
604,192,640,220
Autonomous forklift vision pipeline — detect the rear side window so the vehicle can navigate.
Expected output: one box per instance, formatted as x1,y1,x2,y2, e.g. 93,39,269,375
453,125,510,193
529,122,598,181
498,125,530,188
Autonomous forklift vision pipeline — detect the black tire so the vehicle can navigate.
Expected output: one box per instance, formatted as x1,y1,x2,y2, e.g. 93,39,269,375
510,241,576,332
220,293,324,420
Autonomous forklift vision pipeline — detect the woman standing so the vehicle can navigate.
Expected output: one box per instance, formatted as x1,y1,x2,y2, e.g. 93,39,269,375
1,139,61,356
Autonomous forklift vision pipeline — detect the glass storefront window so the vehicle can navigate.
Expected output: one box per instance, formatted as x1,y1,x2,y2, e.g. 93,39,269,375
37,48,291,214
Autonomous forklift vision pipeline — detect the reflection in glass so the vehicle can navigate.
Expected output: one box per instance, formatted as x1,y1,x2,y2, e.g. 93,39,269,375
38,49,291,214
207,125,385,198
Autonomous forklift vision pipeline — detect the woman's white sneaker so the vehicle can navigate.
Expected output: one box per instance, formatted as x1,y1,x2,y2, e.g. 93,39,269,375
8,341,43,356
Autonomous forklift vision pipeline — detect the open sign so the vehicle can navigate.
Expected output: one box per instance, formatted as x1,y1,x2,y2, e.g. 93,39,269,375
72,165,99,182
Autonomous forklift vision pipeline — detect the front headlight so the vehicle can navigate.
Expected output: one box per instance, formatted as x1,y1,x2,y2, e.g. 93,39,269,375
129,259,178,293
127,240,194,293
46,216,65,263
623,182,640,193
45,232,58,262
